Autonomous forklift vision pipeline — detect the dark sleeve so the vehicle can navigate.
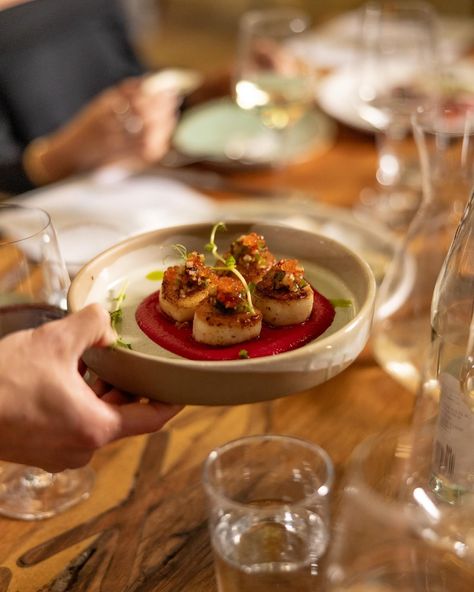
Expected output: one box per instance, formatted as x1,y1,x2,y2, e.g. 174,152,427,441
0,104,35,196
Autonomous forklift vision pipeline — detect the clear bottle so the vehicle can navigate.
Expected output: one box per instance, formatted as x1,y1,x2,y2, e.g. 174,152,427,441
372,106,474,393
416,191,474,503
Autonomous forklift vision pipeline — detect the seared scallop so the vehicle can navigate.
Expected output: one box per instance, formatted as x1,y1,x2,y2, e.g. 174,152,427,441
193,276,262,346
253,259,314,326
159,251,216,322
225,232,275,283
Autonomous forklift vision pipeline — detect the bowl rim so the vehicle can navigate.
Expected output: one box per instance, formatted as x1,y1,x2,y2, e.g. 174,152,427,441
68,220,376,369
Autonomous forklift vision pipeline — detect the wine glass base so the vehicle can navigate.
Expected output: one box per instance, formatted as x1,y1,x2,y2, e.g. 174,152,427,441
353,187,421,232
0,464,95,520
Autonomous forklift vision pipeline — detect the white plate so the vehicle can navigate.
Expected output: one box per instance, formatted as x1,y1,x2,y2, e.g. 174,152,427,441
317,58,474,134
68,222,376,406
301,11,474,70
218,198,397,286
316,68,373,133
173,97,336,168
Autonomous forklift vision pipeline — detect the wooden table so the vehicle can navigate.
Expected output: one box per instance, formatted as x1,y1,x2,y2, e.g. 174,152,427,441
0,120,414,592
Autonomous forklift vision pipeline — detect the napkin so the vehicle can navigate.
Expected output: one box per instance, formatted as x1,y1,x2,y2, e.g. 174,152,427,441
13,171,216,274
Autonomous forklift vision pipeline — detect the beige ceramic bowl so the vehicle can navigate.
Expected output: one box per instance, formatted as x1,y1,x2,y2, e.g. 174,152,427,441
68,221,376,405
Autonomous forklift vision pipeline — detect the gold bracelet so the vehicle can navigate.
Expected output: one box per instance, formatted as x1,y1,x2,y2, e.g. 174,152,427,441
23,137,54,186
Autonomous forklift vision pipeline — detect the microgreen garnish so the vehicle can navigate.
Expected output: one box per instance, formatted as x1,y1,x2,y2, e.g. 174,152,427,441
110,281,132,349
115,336,132,350
173,243,188,261
146,270,164,281
330,299,352,308
238,349,250,359
206,221,255,314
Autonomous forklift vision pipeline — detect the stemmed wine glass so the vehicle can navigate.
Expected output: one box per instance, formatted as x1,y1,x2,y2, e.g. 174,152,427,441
0,204,94,520
233,8,316,165
354,0,440,230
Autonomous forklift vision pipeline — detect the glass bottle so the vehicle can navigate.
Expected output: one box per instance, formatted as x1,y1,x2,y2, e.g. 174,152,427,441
425,191,474,503
372,106,474,393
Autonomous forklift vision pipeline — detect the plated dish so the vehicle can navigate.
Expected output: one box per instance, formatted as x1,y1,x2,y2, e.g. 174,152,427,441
316,68,373,133
316,58,474,133
172,97,336,168
68,222,376,405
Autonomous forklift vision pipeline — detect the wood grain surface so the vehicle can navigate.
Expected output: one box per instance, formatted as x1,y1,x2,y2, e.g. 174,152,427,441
0,107,415,591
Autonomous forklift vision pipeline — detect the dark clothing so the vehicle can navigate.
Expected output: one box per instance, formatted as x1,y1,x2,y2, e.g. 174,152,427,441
0,0,145,194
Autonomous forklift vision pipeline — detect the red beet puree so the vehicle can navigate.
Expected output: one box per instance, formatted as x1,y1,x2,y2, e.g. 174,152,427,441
135,289,335,361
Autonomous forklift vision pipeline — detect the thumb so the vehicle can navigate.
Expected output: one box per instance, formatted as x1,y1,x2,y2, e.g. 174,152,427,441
61,303,116,355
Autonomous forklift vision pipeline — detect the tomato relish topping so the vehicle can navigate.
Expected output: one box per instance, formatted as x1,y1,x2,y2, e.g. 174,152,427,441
257,259,308,294
164,251,215,298
210,276,250,314
228,232,275,281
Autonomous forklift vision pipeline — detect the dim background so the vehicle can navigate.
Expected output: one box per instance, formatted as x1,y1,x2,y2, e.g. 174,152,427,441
128,0,474,71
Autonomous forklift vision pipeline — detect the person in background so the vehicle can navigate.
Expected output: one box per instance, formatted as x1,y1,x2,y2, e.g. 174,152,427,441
0,0,179,195
0,303,183,472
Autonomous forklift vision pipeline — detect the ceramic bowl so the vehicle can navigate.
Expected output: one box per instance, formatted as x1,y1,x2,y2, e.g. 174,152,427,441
68,221,376,405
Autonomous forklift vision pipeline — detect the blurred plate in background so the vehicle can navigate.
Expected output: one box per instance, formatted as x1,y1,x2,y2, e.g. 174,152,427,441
172,97,336,168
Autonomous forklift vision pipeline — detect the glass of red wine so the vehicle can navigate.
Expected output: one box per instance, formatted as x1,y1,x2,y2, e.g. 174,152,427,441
0,204,94,520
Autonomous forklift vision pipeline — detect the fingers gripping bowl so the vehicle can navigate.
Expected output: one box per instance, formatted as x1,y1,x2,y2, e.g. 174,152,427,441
68,222,376,405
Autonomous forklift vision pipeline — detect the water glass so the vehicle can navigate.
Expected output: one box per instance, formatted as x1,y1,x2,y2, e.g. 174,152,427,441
202,434,333,592
324,425,474,591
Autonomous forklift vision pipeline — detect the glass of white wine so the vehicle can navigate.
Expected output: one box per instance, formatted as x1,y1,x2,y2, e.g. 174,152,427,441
203,434,333,592
234,8,315,165
0,204,95,520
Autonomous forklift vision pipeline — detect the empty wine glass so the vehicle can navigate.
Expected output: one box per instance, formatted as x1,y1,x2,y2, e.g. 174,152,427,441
0,204,94,520
233,8,316,165
354,0,440,230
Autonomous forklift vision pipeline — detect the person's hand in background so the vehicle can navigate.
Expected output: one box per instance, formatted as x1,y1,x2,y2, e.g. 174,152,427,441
0,303,183,472
24,76,180,185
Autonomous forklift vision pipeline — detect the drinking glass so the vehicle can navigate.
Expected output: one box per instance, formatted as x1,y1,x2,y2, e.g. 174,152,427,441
203,434,333,592
0,204,94,520
372,106,474,393
324,425,474,591
354,1,440,230
234,8,315,164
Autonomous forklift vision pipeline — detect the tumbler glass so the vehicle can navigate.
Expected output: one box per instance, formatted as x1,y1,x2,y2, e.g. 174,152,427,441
203,434,333,592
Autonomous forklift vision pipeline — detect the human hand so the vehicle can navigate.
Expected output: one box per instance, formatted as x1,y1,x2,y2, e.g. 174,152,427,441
24,76,180,184
0,304,183,472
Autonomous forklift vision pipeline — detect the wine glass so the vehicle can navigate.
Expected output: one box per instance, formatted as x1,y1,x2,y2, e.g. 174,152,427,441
233,8,316,165
0,204,94,520
354,0,440,230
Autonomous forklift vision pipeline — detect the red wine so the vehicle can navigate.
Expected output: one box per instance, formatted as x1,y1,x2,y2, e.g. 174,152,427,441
0,303,66,337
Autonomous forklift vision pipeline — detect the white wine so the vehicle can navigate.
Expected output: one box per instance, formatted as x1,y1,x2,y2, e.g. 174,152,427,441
212,504,328,592
235,74,313,130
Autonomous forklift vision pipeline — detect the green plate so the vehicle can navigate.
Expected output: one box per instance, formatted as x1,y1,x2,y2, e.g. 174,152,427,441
173,97,336,168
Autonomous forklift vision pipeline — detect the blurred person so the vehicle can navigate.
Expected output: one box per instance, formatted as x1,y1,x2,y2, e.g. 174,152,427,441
0,303,183,472
0,0,179,195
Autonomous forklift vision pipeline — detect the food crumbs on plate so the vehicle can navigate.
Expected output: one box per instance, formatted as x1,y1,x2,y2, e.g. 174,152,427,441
238,349,250,359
